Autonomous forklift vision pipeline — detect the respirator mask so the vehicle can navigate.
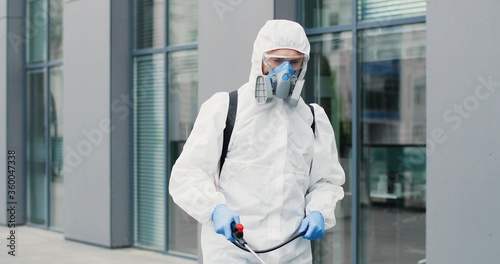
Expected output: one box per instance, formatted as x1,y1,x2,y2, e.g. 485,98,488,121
255,52,309,107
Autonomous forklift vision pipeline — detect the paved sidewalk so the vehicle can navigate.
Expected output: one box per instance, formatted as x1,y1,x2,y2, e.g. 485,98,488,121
0,225,197,264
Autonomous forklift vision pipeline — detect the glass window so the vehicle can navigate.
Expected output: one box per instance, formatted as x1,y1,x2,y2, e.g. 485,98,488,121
167,50,198,255
27,69,47,225
133,54,166,250
358,0,426,23
303,0,352,28
49,66,64,230
359,23,426,264
49,0,63,60
134,0,165,50
306,32,353,264
168,0,197,45
27,0,48,64
26,0,64,229
133,0,197,256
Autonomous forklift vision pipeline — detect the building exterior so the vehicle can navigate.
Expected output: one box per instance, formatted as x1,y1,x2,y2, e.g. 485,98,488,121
1,0,499,263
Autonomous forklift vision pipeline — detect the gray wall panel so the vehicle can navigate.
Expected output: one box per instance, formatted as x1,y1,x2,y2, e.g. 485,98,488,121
4,0,25,226
0,0,7,226
198,0,274,105
274,0,296,21
110,0,131,247
63,0,111,246
427,0,500,263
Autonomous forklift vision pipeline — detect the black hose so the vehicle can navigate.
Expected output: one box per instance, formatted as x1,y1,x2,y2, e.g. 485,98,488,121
231,228,306,254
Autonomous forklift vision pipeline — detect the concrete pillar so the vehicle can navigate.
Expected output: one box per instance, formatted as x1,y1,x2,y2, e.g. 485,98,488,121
0,0,7,226
198,0,273,104
427,0,500,263
1,0,26,226
63,0,131,247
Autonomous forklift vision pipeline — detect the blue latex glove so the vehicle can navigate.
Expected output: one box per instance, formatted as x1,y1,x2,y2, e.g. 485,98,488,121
212,204,240,241
298,211,325,240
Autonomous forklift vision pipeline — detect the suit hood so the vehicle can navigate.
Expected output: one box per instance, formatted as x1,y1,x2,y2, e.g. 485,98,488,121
248,20,310,87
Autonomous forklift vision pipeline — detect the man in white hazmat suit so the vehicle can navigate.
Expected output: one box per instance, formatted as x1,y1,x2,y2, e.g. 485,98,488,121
169,19,345,263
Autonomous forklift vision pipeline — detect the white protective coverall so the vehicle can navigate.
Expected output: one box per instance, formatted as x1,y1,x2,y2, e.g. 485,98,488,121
169,19,345,263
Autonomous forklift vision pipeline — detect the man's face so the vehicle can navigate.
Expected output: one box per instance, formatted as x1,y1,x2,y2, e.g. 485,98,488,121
262,49,304,75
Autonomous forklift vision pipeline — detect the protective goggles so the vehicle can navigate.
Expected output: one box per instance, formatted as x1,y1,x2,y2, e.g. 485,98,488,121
262,53,309,72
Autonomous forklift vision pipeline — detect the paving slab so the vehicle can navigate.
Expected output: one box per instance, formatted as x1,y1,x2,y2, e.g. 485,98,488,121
0,225,197,264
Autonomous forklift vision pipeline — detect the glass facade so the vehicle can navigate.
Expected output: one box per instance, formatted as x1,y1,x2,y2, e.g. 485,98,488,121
303,0,352,28
132,0,198,256
25,0,64,230
26,0,47,64
166,50,198,254
301,1,426,264
167,0,197,46
133,54,166,250
27,69,47,225
134,0,165,50
49,66,64,230
357,0,426,22
49,0,63,60
305,32,353,263
359,24,426,264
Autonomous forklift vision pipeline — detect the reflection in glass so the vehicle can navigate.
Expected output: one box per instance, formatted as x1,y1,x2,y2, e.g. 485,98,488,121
303,0,352,28
49,0,63,60
134,0,165,50
167,50,198,255
359,24,426,264
27,69,47,225
168,0,197,46
306,32,352,263
358,0,426,23
49,66,64,230
133,54,166,250
27,0,47,64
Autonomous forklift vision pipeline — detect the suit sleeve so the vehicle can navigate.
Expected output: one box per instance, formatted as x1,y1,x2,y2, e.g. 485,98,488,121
168,92,228,226
305,104,346,230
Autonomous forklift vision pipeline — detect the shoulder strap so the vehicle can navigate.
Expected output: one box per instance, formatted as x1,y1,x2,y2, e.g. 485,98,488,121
308,104,316,136
220,90,238,174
